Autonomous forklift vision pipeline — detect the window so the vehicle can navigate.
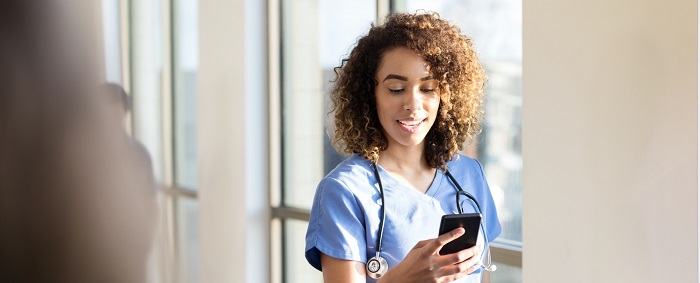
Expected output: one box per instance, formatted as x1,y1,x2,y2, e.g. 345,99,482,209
124,1,170,283
103,0,200,282
272,0,522,282
173,0,199,191
280,0,376,211
101,0,122,84
172,1,200,282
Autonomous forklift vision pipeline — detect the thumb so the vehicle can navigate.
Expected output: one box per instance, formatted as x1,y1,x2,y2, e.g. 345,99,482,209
429,227,465,254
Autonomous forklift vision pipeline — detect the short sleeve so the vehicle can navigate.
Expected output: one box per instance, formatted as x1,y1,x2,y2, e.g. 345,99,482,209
474,160,502,243
305,177,367,271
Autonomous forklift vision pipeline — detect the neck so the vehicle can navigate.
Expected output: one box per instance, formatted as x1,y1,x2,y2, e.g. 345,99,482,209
378,143,437,194
378,143,430,172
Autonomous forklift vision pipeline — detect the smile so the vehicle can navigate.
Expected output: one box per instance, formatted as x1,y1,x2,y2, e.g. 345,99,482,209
397,118,427,133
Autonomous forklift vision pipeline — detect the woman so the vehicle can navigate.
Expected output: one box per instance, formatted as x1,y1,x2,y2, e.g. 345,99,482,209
305,12,501,283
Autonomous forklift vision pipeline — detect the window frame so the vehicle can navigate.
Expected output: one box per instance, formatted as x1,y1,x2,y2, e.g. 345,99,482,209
115,0,201,282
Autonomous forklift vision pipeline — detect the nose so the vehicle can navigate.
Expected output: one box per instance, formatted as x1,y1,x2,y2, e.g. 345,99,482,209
403,87,422,111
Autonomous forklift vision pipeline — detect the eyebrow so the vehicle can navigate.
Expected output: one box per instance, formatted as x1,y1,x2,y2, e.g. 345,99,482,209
382,74,434,82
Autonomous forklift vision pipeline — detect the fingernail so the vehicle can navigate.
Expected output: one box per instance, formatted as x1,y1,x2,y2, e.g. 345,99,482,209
453,227,465,236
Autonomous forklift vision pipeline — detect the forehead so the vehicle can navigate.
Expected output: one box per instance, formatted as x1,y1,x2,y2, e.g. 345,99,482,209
376,47,431,79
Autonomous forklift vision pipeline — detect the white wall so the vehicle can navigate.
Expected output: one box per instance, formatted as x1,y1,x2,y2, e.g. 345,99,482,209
198,0,268,282
523,0,698,282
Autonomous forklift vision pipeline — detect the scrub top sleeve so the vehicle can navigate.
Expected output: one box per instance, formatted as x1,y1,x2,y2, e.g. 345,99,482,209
475,160,502,243
305,177,367,271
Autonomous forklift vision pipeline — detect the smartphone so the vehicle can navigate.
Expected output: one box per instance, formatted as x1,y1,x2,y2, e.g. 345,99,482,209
438,213,481,255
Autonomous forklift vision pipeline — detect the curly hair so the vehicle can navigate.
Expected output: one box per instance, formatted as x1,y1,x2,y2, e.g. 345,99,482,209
330,12,486,169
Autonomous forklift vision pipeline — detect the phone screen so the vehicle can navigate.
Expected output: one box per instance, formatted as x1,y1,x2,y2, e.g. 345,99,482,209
438,213,481,255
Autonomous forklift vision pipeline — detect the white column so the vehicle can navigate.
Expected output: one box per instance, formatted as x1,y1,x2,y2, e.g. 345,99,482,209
523,0,698,282
198,0,269,282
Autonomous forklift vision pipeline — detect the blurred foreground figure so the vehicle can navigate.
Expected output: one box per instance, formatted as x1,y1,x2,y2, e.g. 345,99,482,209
0,2,157,282
100,82,158,199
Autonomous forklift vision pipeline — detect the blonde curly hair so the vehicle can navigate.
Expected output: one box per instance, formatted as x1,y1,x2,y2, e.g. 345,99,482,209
331,12,486,169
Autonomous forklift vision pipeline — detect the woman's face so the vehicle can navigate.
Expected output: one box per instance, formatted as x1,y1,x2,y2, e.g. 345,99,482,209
374,47,440,150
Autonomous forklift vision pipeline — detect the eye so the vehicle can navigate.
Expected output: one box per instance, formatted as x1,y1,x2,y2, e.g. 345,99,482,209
389,88,404,94
421,88,436,93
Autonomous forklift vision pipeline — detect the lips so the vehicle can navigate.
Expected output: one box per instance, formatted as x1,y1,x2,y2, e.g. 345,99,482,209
397,118,427,133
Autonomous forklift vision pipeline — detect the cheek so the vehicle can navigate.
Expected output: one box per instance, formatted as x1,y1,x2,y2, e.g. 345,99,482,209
375,93,398,112
427,97,440,115
374,97,390,122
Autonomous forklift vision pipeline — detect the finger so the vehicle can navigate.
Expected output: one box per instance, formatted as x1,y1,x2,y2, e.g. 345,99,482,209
429,227,465,254
436,247,483,278
434,244,482,267
440,259,480,278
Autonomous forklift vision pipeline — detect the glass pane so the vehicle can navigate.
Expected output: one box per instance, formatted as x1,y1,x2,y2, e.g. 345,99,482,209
281,0,376,209
131,0,164,181
177,197,200,283
395,0,523,243
284,219,323,283
101,0,122,83
174,0,199,190
145,192,166,283
489,262,522,283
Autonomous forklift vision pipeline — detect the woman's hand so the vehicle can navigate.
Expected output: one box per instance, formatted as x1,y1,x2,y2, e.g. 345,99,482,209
378,228,483,283
319,227,482,283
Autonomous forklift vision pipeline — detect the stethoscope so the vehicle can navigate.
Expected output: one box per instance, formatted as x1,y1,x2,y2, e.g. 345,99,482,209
365,163,497,279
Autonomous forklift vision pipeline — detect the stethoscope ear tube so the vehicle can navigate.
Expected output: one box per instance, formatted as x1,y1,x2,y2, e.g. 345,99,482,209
479,240,497,272
445,169,497,272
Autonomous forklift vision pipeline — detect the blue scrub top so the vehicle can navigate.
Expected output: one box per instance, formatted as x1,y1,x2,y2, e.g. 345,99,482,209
305,154,501,283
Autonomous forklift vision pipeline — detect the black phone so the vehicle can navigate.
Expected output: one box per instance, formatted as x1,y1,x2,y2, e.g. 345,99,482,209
438,213,481,255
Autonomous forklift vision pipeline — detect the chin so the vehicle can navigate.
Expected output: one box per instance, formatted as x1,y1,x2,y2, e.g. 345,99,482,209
394,136,428,148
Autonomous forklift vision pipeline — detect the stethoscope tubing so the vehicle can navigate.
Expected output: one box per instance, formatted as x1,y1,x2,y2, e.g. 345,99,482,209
373,164,386,257
371,163,495,272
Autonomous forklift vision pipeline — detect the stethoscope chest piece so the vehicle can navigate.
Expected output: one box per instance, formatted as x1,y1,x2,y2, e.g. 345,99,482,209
366,254,388,279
